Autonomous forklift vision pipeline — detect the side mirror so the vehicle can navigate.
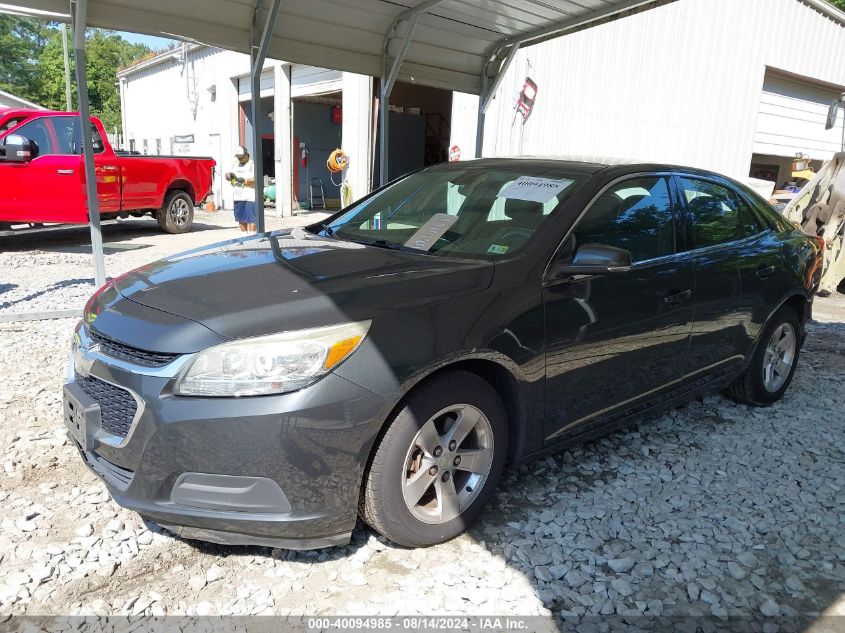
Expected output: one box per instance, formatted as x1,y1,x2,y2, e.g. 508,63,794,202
0,134,32,163
551,243,632,277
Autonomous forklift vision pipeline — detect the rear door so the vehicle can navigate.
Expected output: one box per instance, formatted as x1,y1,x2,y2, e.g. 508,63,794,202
542,174,695,442
674,175,782,373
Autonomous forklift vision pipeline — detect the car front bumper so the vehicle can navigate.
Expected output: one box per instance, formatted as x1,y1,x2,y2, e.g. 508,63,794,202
64,323,389,550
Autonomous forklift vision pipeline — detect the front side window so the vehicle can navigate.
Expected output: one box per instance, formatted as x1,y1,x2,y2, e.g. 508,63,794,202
319,164,587,259
571,176,676,263
12,118,54,156
680,178,763,247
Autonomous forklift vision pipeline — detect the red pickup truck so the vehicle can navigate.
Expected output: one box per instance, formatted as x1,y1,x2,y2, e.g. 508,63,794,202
0,109,214,234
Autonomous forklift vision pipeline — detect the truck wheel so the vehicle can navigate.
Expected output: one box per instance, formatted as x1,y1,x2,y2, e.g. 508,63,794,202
157,191,194,234
360,370,508,547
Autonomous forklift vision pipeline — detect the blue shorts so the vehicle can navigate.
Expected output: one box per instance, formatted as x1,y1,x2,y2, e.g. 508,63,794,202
234,200,257,223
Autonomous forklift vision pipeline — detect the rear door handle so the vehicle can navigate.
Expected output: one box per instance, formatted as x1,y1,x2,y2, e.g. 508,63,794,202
57,169,74,175
664,289,692,306
756,264,776,279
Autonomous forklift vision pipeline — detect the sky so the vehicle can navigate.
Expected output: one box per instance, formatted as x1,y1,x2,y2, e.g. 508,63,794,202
117,31,176,50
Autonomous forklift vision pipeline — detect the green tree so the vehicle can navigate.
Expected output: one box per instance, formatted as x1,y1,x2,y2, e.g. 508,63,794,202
0,15,48,99
829,0,845,9
0,16,149,131
36,28,149,130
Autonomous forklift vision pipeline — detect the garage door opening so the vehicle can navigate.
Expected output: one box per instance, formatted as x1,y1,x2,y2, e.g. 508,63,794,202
375,81,452,184
240,96,275,179
292,92,343,210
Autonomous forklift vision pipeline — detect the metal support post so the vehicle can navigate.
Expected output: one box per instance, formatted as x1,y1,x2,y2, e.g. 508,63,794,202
378,0,445,186
250,0,283,233
71,0,105,287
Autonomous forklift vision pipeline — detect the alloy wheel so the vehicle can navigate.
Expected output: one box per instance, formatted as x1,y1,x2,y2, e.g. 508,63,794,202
401,404,494,524
762,322,796,393
169,198,190,227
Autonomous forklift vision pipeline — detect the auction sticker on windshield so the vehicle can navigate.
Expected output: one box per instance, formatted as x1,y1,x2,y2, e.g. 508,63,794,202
404,213,459,251
499,176,574,203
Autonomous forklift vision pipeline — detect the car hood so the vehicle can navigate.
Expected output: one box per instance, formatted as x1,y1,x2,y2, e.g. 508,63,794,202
97,231,494,349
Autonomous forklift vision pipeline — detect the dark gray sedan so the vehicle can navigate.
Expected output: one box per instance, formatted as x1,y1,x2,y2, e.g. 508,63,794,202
64,158,823,549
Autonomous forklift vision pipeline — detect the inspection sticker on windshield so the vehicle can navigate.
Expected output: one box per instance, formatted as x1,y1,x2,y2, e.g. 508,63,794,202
498,176,574,203
404,213,458,251
487,244,509,255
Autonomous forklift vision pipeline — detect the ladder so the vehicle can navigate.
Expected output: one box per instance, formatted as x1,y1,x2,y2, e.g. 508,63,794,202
310,178,325,210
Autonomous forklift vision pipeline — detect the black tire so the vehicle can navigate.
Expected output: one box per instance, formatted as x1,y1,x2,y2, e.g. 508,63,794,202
156,190,194,234
726,306,801,406
360,370,508,547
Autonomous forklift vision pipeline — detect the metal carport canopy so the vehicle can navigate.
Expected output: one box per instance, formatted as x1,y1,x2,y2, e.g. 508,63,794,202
9,0,674,96
0,0,674,304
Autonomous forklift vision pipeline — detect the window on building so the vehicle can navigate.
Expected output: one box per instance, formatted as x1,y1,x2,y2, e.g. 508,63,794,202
143,139,148,155
679,178,764,248
572,176,676,262
156,138,162,155
129,139,136,152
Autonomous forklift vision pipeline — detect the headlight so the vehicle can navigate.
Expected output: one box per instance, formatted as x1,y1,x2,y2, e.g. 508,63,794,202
173,321,371,397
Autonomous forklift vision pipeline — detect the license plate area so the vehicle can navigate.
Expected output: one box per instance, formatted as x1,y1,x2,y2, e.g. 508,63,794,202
63,382,101,453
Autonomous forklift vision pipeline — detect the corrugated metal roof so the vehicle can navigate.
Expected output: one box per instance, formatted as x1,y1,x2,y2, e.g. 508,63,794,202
1,0,676,94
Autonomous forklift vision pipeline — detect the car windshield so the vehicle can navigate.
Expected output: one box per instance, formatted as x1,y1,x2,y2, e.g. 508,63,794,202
317,163,587,259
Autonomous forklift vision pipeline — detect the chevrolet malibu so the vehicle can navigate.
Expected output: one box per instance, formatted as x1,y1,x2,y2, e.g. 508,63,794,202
64,158,823,549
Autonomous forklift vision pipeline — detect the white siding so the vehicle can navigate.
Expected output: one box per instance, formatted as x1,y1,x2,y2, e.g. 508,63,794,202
753,72,845,157
291,66,343,97
458,0,845,180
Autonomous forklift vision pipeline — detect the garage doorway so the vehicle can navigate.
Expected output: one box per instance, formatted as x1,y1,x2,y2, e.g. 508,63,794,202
375,81,452,184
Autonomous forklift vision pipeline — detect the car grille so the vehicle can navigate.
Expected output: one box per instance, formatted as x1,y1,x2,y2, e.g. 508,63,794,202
89,330,180,367
74,372,137,439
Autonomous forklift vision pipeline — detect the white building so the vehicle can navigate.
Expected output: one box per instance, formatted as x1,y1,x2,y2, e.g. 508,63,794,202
119,0,845,212
0,89,43,110
118,46,453,214
454,0,845,187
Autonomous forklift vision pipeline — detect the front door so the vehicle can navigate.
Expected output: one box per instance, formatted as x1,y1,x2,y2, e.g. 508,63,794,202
543,175,695,442
1,116,87,223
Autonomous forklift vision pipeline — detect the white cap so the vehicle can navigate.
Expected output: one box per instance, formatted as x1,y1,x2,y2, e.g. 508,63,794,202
235,145,248,157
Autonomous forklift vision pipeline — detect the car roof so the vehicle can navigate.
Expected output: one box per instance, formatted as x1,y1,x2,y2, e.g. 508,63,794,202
465,155,732,181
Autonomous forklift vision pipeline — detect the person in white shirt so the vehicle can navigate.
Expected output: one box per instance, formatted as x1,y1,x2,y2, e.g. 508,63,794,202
224,145,256,231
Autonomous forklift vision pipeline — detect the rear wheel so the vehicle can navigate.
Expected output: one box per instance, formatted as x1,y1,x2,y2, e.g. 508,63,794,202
726,307,801,406
360,370,508,547
156,190,194,234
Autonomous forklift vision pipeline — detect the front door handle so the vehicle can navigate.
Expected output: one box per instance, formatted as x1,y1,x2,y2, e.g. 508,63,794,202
756,264,776,279
57,169,74,175
664,289,692,306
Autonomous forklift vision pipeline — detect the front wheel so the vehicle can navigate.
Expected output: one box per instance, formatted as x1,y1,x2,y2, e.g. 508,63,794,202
360,370,508,547
726,306,801,406
156,191,194,234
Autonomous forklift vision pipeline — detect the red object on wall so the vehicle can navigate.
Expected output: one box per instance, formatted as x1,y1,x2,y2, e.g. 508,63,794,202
516,77,538,121
331,106,343,125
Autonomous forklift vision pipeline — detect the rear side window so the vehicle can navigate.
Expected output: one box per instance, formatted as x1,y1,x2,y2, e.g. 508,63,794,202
51,117,105,154
572,176,676,262
680,178,764,247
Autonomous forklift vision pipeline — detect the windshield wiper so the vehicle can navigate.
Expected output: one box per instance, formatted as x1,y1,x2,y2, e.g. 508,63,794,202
320,223,337,238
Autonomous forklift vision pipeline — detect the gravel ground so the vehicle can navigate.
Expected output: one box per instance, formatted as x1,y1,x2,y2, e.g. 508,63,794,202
0,209,329,317
0,218,844,627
